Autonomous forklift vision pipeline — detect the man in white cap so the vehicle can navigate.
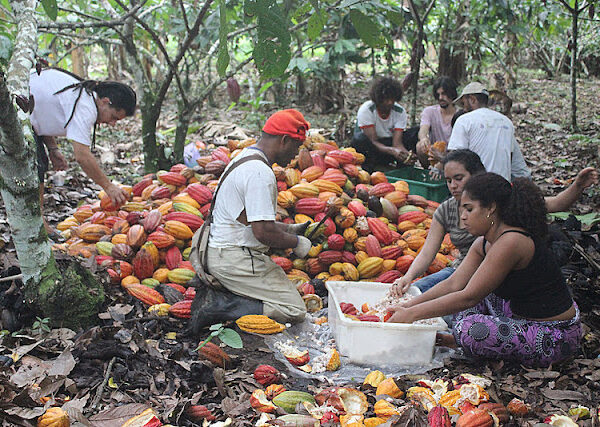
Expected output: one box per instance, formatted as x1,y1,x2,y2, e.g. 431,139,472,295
447,82,530,181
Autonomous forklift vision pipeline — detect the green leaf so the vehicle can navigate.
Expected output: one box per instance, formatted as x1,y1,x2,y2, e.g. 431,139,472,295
251,0,292,78
217,0,230,77
218,328,243,348
40,0,58,21
257,81,273,95
209,323,224,331
307,11,326,40
349,9,385,48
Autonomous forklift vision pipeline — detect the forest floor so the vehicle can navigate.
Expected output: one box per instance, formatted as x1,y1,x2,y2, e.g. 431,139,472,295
0,71,599,426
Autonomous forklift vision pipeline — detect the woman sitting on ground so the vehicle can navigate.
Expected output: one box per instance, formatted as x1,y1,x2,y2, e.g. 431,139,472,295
386,173,581,367
390,149,597,297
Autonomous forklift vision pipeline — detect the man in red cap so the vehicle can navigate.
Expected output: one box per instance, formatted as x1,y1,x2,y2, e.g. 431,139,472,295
189,109,312,332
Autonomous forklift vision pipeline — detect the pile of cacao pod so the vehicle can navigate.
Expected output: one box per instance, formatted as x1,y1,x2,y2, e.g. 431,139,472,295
247,366,569,426
55,134,456,313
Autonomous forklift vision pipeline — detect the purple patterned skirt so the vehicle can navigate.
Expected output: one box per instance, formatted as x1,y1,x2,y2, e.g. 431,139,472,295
452,294,581,367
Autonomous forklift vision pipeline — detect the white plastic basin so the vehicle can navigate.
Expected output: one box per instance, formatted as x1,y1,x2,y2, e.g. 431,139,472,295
326,281,447,366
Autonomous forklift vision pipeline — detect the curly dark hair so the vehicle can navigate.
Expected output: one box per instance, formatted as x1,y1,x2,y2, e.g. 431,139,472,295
370,77,403,106
432,76,458,100
463,173,548,239
442,149,485,176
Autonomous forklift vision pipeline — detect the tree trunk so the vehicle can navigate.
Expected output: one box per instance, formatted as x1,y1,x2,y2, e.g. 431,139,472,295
570,5,578,130
1,0,103,329
437,2,467,82
174,103,195,163
410,33,423,126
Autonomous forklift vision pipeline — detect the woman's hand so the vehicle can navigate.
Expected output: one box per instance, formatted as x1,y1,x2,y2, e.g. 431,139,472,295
385,304,415,323
390,276,412,298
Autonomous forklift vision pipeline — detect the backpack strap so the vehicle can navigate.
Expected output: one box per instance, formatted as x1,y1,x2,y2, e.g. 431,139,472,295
202,152,271,267
206,152,271,223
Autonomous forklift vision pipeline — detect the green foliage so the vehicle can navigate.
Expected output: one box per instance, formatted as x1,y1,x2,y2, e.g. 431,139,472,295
40,0,57,21
246,0,292,78
349,9,385,48
32,316,51,334
195,323,243,350
217,0,229,76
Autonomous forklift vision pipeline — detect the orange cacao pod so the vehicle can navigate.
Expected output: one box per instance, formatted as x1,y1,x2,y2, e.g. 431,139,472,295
147,231,176,249
321,168,347,186
164,220,193,240
126,283,165,305
300,165,324,182
159,171,187,186
77,223,111,242
398,210,428,224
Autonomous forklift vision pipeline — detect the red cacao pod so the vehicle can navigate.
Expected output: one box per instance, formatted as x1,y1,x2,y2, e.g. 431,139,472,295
198,341,231,368
253,364,282,387
226,77,241,103
169,299,192,319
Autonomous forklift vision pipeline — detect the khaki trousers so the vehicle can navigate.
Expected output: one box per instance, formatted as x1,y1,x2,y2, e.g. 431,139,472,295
207,246,306,323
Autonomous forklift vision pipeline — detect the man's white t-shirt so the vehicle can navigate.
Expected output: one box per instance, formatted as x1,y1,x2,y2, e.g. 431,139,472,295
357,100,407,138
29,69,97,146
448,108,530,181
209,147,277,251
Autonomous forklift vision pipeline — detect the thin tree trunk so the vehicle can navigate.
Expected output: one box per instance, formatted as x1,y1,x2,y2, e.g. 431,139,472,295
570,5,578,130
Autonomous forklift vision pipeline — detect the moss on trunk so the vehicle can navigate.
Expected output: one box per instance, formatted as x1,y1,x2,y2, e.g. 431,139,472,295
24,257,105,329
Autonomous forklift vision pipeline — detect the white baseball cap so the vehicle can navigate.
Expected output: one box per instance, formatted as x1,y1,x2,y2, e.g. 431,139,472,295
454,82,489,103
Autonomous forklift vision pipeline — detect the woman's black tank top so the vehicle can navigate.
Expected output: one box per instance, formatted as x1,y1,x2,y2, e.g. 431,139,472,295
483,230,573,318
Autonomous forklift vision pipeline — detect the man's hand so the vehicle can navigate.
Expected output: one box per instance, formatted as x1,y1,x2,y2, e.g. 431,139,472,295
388,147,416,165
390,276,412,298
574,167,598,190
104,183,129,208
385,304,414,323
292,236,312,258
286,221,311,235
48,149,67,171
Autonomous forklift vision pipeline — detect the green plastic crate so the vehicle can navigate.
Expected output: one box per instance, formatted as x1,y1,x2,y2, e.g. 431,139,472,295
385,167,450,203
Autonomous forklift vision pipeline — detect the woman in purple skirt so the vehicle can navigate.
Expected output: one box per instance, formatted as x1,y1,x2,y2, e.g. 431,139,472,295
386,172,581,367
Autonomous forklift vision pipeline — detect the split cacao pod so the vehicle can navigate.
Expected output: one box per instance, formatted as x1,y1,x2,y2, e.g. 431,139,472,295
37,407,70,427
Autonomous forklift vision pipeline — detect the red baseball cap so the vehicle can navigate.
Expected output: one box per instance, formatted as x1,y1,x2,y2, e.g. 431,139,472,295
262,109,310,142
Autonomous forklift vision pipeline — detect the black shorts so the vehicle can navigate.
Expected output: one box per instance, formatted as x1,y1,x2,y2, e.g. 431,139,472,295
349,126,419,172
35,132,49,183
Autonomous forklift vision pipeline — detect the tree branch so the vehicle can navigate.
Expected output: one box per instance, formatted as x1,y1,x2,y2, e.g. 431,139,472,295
557,0,575,13
112,0,189,104
38,2,146,30
178,0,190,32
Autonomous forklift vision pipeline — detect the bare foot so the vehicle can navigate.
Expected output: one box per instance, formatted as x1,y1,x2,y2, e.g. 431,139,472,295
436,332,457,348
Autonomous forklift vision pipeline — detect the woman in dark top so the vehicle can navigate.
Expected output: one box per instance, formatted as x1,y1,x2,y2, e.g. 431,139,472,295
387,172,580,367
